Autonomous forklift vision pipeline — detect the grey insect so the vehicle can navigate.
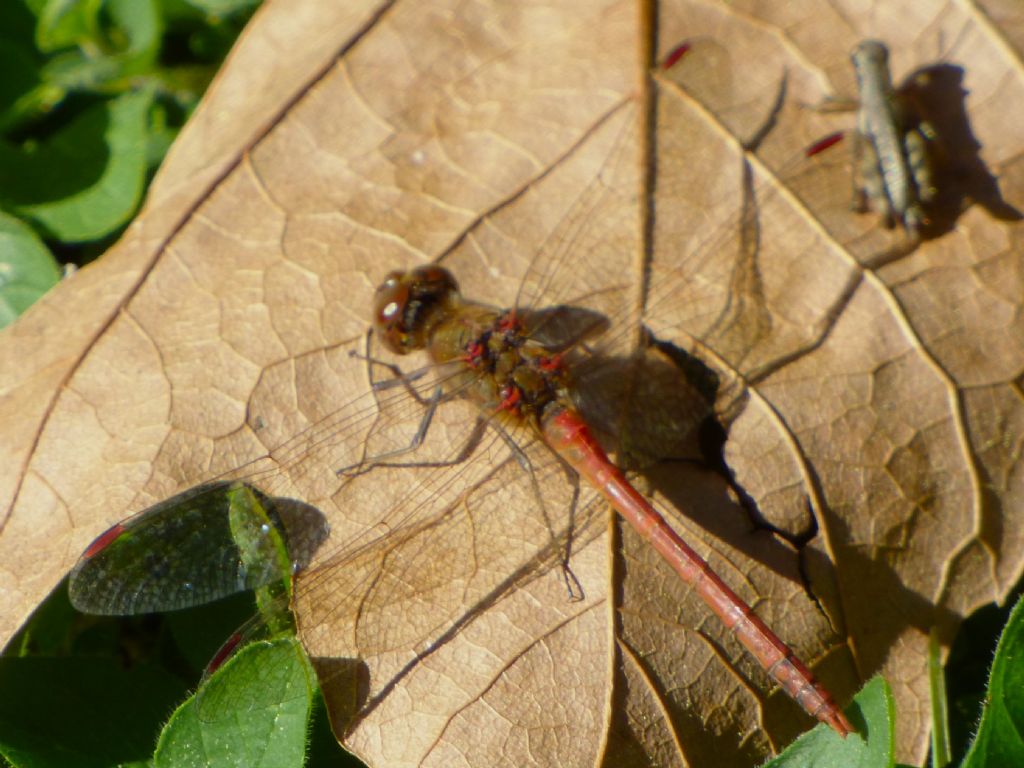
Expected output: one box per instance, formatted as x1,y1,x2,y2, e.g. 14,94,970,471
849,40,936,236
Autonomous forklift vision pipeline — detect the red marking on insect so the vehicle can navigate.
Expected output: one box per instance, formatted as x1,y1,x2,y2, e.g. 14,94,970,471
662,42,692,70
497,313,520,334
806,131,845,158
82,523,127,559
498,385,521,413
206,632,244,675
538,354,563,372
464,340,485,366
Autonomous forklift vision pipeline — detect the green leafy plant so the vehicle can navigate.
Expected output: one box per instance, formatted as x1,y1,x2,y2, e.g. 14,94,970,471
761,595,1024,768
153,638,315,768
0,481,358,768
5,578,1023,766
0,0,259,327
957,596,1024,767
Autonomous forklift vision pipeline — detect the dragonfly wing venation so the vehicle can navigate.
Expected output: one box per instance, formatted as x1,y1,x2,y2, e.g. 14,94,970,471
69,482,295,615
295,424,602,669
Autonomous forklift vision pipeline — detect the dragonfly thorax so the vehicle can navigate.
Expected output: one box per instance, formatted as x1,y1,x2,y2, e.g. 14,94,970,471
375,266,572,422
456,311,572,421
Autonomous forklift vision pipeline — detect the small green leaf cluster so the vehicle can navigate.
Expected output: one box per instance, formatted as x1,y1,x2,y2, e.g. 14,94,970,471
0,0,259,327
765,596,1024,768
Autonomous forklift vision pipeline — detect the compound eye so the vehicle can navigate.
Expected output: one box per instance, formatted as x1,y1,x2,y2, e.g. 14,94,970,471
372,265,459,354
376,292,404,326
410,265,458,294
373,274,412,352
375,271,403,295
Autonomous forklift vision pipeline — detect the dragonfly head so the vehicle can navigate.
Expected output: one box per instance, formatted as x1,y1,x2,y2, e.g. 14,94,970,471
374,265,460,354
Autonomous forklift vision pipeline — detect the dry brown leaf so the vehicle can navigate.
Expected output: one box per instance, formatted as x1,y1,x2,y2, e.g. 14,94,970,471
2,1,1023,766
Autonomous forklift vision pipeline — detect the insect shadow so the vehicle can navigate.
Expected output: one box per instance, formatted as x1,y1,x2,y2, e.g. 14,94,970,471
902,61,1023,236
566,326,831,594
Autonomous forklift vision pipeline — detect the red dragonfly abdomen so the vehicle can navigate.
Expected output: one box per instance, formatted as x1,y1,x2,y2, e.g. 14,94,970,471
541,405,854,737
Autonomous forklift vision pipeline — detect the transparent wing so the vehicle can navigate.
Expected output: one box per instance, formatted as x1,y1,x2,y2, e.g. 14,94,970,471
67,482,323,615
295,409,600,651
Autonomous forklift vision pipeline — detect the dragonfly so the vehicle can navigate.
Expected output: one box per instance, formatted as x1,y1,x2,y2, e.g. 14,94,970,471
66,41,869,756
357,262,853,735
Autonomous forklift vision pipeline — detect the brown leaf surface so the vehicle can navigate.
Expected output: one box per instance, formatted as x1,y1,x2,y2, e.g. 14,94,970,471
3,1,1023,766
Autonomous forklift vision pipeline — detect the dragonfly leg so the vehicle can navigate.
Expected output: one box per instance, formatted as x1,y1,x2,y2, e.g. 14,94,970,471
849,129,871,214
558,468,585,602
801,94,858,114
339,329,479,477
904,124,936,224
352,329,433,404
337,382,444,478
338,411,490,478
545,445,585,602
493,423,586,601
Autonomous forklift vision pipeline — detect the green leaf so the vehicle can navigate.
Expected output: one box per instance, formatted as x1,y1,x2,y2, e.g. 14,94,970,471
0,655,188,768
36,0,160,66
0,87,152,242
38,48,126,94
154,637,315,768
0,3,56,134
762,676,895,768
34,0,160,101
961,595,1024,767
35,0,103,53
182,0,261,17
0,210,60,327
0,43,44,133
109,0,162,55
22,0,49,18
928,629,951,768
